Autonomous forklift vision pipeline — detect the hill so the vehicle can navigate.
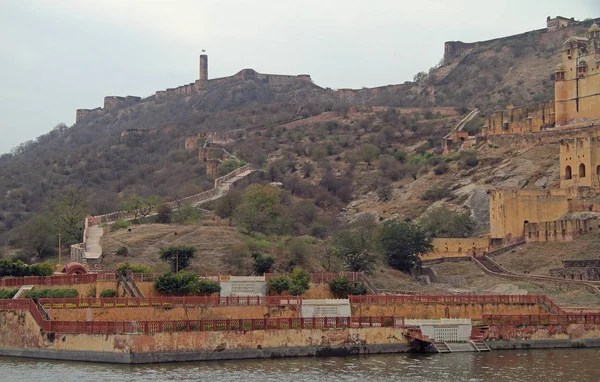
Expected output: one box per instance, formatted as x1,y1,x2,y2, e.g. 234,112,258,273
0,16,596,267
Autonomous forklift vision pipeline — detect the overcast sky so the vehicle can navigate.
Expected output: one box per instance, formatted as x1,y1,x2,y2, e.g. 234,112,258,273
0,0,598,154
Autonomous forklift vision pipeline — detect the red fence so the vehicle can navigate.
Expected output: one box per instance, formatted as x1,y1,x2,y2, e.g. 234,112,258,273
0,274,98,288
265,272,366,284
483,314,600,325
49,316,405,334
39,296,302,309
0,299,403,334
349,295,544,305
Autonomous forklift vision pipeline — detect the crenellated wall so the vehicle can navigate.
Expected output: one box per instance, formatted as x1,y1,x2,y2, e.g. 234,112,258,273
104,96,141,111
484,101,555,136
421,238,491,260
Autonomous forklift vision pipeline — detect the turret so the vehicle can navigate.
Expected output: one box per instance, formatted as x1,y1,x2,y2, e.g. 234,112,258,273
199,54,208,83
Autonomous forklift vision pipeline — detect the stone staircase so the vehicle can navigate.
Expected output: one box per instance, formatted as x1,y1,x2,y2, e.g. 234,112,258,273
470,339,491,352
433,341,452,353
13,285,34,299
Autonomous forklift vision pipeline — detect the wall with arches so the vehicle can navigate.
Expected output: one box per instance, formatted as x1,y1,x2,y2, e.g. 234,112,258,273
560,136,600,189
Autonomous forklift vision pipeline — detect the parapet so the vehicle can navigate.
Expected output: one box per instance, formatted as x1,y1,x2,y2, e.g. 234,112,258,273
75,108,103,123
104,96,141,111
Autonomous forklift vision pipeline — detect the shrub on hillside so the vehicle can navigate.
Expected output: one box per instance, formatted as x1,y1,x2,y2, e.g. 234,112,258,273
268,276,291,295
99,289,117,298
154,272,220,295
116,246,130,257
421,186,452,201
0,259,54,277
433,162,449,175
25,289,78,299
0,289,18,299
329,276,368,297
117,262,152,275
251,252,275,275
111,220,131,232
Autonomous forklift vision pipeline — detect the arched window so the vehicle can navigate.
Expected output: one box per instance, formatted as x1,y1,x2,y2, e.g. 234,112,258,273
579,163,586,178
565,165,572,180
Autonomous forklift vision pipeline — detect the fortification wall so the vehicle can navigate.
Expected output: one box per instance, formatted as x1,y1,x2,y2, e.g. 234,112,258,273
0,310,411,363
104,96,141,111
523,218,600,242
487,122,600,148
555,73,600,126
421,238,491,260
50,305,299,321
352,302,545,320
75,108,103,123
485,101,555,136
489,189,570,239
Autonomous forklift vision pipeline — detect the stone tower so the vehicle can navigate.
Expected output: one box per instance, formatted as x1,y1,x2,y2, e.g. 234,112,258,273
199,54,208,83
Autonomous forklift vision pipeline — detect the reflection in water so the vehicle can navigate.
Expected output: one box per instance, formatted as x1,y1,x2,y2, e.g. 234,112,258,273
1,349,600,382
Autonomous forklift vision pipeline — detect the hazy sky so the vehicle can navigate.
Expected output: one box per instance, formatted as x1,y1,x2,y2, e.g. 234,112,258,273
0,0,598,154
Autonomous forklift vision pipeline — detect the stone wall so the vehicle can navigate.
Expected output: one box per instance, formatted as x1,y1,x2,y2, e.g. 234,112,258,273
484,101,555,136
489,189,570,239
523,218,600,243
104,96,141,111
421,238,491,260
0,310,412,363
352,302,546,320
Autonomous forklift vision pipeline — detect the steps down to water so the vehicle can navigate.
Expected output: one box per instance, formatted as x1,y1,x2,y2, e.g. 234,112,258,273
433,341,452,353
470,339,491,352
13,285,34,299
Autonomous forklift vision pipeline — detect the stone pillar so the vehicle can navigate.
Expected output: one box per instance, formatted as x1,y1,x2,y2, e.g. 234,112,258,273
199,54,208,83
207,159,219,176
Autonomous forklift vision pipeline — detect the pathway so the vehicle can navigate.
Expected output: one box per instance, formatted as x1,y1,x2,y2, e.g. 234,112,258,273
77,167,255,264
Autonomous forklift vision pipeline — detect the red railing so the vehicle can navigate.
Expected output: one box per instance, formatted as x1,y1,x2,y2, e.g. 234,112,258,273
53,315,403,334
483,314,600,325
0,274,98,287
39,296,302,309
265,272,366,284
349,294,545,305
0,299,403,334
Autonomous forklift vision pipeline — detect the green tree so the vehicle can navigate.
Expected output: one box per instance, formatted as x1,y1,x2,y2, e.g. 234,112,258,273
360,144,381,165
18,214,56,259
46,185,90,245
333,216,379,273
379,219,432,273
214,189,243,220
122,194,161,222
251,252,275,275
268,276,291,295
234,184,281,234
420,206,475,238
159,245,197,273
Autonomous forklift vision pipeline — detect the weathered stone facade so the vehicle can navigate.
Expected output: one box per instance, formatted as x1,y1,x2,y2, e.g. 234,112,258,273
550,259,600,280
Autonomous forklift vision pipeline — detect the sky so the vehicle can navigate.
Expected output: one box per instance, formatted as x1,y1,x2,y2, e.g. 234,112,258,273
0,0,598,154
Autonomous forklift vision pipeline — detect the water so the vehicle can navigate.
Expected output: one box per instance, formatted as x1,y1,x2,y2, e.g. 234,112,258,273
0,349,598,382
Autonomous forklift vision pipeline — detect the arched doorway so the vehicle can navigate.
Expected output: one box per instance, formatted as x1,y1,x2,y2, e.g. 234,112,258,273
565,165,572,179
579,163,586,178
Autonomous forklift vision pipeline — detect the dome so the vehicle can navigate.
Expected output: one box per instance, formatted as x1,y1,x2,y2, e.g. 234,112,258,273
589,23,600,32
554,62,566,72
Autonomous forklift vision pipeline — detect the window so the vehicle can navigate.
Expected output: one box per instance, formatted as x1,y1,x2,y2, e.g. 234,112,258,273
565,165,572,180
579,163,586,178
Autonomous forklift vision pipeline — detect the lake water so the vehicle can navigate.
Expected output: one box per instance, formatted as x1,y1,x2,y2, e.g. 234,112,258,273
1,349,598,382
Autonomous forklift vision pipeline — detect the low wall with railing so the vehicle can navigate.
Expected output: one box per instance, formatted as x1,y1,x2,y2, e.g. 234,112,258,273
350,295,554,319
214,163,252,188
0,302,414,363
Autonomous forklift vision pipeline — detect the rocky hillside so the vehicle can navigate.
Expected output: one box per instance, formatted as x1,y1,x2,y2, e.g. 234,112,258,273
0,19,594,249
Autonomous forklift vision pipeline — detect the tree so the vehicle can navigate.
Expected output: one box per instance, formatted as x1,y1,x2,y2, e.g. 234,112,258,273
46,185,90,245
377,185,393,202
159,245,197,273
289,267,310,296
420,206,475,238
122,194,161,222
268,276,291,295
379,219,432,273
234,184,281,234
360,144,380,165
333,217,379,273
18,214,56,259
214,189,243,220
157,204,172,224
251,252,275,275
